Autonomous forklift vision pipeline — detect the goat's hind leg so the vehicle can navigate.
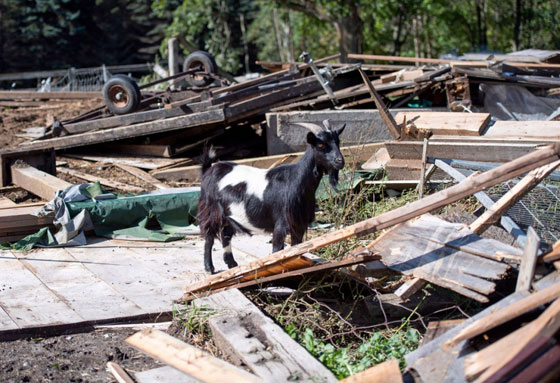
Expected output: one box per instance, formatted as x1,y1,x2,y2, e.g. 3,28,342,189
221,225,238,269
203,234,216,274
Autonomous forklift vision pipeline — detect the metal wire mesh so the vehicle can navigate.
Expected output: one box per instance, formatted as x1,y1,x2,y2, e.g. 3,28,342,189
39,66,112,91
487,178,560,245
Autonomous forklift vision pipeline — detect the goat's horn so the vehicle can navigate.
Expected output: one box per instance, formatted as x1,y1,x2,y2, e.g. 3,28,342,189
322,119,332,131
294,122,324,135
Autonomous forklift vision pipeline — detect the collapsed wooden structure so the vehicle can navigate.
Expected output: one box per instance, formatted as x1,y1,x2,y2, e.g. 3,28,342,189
2,50,560,382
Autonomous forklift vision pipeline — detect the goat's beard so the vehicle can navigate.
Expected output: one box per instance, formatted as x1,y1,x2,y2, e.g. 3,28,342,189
328,169,340,192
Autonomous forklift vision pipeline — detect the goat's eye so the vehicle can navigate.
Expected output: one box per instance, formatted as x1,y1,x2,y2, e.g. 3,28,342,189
317,143,325,149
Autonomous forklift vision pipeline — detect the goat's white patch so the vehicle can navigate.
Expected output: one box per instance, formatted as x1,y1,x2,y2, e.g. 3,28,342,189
218,165,268,200
228,202,267,235
223,243,232,253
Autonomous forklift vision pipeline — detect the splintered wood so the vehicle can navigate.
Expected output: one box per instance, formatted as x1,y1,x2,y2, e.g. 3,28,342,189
182,144,560,299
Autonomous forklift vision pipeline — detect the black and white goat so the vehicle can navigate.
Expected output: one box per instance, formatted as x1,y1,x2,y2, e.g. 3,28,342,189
197,120,345,274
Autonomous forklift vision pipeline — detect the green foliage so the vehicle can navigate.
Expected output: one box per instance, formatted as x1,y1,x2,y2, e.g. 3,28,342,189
286,326,420,378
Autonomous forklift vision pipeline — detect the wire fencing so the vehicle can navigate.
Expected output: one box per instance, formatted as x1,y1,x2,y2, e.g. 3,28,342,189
38,65,112,92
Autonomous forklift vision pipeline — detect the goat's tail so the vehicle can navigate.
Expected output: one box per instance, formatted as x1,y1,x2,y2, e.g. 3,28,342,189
201,146,217,175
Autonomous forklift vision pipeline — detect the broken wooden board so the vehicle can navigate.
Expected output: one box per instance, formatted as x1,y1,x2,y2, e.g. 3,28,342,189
364,214,516,302
126,329,263,383
195,289,337,383
11,164,72,200
405,290,531,383
484,120,560,139
394,112,490,136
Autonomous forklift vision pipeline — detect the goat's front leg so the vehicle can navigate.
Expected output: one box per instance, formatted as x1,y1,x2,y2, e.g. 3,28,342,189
290,227,305,246
203,234,216,274
221,225,238,269
272,221,288,253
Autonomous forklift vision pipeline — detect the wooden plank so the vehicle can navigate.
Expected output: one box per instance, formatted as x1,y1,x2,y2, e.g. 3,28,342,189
126,329,264,383
394,112,490,136
516,227,540,292
135,366,199,383
446,280,560,348
421,319,465,345
394,277,426,300
358,67,401,139
183,145,560,298
485,120,560,139
0,147,56,187
56,167,144,193
152,143,384,181
11,164,72,200
470,160,560,235
19,108,226,151
348,53,490,67
64,244,187,312
339,359,402,383
385,141,539,162
0,250,83,329
114,164,169,190
0,205,53,230
467,297,560,382
13,249,145,320
197,289,337,382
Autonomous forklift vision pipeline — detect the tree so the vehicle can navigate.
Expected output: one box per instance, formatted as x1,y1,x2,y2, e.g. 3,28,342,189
274,0,365,60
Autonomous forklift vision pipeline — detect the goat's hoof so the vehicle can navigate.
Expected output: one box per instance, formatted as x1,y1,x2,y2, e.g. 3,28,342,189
226,260,238,269
205,266,215,274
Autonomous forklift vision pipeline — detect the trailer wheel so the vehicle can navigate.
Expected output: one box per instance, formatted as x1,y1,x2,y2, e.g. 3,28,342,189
102,75,141,115
183,50,217,87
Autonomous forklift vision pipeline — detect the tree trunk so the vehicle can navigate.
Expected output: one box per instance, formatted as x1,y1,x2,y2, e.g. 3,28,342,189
335,11,363,61
513,0,523,51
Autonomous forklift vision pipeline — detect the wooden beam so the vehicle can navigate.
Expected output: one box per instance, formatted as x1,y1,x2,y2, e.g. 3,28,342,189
417,137,429,199
394,112,490,136
125,329,264,383
11,164,72,200
516,227,540,292
182,144,560,298
19,108,226,152
56,167,144,194
465,297,560,382
470,160,560,235
445,280,560,348
339,359,403,383
357,67,401,139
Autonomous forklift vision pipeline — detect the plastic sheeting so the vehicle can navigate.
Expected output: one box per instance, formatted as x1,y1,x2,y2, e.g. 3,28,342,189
481,84,560,121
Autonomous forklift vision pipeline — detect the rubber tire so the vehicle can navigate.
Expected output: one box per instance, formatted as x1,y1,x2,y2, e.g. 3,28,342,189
102,75,141,115
183,50,218,87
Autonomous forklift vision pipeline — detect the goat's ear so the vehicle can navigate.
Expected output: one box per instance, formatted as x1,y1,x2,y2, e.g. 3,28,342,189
336,124,346,136
307,132,319,146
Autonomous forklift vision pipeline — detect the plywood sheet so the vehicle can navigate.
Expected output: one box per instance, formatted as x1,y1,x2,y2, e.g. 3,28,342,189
394,112,490,136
